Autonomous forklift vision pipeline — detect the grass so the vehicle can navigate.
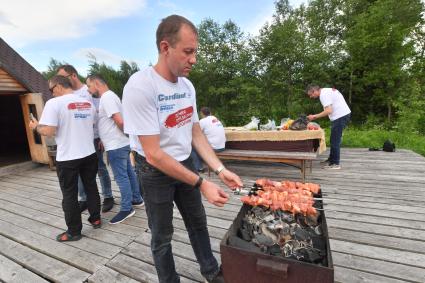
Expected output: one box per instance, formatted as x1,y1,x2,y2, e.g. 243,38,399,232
322,127,425,157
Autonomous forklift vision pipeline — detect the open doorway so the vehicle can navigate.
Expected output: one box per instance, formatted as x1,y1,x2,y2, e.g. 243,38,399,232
0,94,31,167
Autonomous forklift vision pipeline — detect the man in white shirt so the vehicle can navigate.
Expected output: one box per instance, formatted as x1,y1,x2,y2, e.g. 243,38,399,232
191,107,226,171
122,15,242,283
307,85,351,170
57,65,114,213
86,74,143,224
29,75,101,241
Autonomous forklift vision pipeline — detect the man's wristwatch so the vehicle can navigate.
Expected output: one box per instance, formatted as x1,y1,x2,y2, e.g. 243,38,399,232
214,165,225,175
194,176,204,189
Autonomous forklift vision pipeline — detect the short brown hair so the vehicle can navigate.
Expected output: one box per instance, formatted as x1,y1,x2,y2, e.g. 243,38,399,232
57,64,78,76
306,85,320,94
200,107,211,116
87,74,107,85
49,75,73,89
156,14,198,51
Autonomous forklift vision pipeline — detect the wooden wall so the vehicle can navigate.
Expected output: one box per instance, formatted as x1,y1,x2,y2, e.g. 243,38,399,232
0,68,27,93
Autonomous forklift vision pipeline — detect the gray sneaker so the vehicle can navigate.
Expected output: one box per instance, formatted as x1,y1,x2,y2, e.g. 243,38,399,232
320,158,330,165
323,164,341,170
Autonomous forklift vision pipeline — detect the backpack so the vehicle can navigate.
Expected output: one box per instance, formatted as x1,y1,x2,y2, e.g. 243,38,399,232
383,140,396,152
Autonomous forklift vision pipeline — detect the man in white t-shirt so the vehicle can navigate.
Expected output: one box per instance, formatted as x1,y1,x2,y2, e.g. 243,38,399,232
29,75,101,242
191,107,226,171
307,85,351,170
86,74,143,224
57,65,114,213
122,15,242,283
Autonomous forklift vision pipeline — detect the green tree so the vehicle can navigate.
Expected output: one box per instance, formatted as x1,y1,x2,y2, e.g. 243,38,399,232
87,54,139,97
190,18,260,125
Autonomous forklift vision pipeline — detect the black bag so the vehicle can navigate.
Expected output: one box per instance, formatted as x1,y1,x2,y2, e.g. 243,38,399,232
290,115,308,130
383,140,396,152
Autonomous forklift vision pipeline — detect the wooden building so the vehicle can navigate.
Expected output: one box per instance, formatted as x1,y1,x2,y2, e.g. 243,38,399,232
0,37,52,167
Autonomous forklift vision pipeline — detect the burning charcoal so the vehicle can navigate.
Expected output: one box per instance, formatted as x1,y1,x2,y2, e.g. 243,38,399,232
277,210,294,222
294,247,324,263
312,236,327,252
263,214,275,222
294,227,311,242
279,223,291,236
268,244,281,256
252,206,268,219
283,240,299,257
307,212,320,226
289,223,300,235
254,233,274,247
259,224,279,243
239,226,252,241
267,220,285,231
313,225,323,235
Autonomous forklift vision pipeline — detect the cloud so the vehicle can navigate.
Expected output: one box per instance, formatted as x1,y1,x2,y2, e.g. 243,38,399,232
75,47,126,65
244,0,307,36
245,3,275,36
0,0,146,46
73,47,143,74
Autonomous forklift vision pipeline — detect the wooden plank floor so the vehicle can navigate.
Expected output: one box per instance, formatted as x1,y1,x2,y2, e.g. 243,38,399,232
0,148,424,282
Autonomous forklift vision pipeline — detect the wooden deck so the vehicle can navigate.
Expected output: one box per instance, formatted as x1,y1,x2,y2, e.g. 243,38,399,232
0,148,424,283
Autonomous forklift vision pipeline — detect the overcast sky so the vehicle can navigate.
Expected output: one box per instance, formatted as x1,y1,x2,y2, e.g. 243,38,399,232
0,0,306,75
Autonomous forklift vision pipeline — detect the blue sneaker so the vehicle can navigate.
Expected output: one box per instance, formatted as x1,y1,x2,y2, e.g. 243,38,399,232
132,200,145,207
110,209,135,224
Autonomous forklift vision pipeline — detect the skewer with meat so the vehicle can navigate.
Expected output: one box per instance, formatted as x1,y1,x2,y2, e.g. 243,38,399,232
257,178,321,194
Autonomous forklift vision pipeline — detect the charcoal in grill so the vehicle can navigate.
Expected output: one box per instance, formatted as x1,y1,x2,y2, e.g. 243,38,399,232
294,226,311,242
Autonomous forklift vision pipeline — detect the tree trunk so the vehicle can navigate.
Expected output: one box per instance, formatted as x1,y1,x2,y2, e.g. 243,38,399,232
349,70,353,105
387,101,392,123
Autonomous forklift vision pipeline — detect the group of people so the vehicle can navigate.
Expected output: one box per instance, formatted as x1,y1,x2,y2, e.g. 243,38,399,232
29,64,145,236
28,13,350,283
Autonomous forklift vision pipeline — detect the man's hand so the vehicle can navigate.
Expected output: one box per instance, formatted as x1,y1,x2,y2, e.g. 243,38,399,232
307,114,316,121
218,169,243,190
29,118,39,131
199,180,229,207
98,140,105,152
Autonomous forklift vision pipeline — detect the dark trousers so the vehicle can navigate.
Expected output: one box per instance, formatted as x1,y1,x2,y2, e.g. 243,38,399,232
329,114,351,165
135,153,219,283
56,153,101,235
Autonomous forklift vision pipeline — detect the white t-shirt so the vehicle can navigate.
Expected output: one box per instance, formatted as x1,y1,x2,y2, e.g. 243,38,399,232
98,90,129,151
73,85,100,138
129,134,142,153
319,88,351,121
122,67,199,161
39,93,96,161
200,115,226,149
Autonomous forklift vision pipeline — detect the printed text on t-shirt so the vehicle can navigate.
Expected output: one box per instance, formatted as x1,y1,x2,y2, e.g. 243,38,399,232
164,106,193,128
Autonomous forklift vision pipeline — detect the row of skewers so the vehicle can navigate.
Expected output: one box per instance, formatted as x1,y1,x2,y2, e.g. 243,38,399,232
239,178,321,216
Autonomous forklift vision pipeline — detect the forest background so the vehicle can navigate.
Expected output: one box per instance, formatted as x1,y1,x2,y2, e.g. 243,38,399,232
43,0,425,155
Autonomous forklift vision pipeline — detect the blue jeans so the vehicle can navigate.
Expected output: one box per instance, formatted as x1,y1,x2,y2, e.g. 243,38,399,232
133,151,144,198
329,114,351,165
107,145,142,211
135,153,219,283
190,148,225,171
79,138,112,201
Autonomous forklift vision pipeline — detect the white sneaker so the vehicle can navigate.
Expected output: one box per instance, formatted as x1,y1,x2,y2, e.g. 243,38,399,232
323,164,341,170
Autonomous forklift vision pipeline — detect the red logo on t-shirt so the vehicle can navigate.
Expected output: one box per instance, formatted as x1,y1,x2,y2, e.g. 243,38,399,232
67,102,91,110
164,106,193,128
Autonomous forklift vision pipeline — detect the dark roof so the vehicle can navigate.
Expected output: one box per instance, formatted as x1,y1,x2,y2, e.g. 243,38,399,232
0,37,52,101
